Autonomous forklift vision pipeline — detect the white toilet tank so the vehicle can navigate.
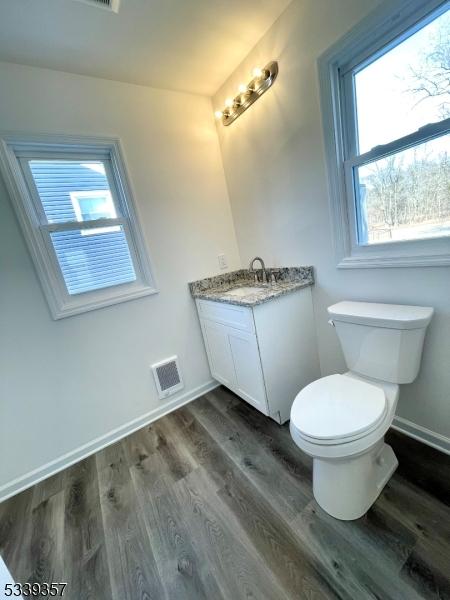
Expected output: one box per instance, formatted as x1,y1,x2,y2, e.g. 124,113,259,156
328,301,433,384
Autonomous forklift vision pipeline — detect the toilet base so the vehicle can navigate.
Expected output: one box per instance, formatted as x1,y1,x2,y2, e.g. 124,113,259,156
313,440,398,520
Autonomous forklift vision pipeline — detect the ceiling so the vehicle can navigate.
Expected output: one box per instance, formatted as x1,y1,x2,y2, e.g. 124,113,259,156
0,0,291,96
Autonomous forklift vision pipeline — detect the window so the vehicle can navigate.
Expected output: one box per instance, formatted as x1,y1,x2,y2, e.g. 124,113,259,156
0,135,157,318
319,0,450,268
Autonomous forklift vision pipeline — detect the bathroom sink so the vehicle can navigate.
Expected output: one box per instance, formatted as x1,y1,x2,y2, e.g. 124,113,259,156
223,286,268,297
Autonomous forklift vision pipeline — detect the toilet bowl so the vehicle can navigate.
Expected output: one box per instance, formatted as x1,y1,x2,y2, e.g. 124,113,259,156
290,372,399,519
290,301,433,521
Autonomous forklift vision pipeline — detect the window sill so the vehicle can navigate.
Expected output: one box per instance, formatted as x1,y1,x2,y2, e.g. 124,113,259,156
53,285,159,319
338,252,450,269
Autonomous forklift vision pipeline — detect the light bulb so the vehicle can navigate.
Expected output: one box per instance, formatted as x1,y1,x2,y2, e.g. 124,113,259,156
214,110,223,119
252,67,263,79
225,98,234,108
238,83,247,94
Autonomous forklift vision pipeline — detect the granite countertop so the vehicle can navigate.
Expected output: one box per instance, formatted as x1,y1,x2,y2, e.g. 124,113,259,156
189,266,314,307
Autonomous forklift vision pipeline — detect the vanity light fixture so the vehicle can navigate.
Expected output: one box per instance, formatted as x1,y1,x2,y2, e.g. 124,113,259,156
215,61,278,126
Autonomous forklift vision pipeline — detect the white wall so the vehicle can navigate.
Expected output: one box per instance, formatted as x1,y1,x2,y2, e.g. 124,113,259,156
214,0,450,444
0,62,240,497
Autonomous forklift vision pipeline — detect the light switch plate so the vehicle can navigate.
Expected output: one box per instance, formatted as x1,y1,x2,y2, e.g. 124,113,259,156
218,254,228,270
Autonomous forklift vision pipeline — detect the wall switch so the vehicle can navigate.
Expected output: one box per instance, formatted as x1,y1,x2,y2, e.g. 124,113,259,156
218,253,228,270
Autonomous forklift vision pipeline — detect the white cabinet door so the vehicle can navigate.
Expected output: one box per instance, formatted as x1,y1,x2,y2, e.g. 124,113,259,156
201,319,235,387
228,329,269,415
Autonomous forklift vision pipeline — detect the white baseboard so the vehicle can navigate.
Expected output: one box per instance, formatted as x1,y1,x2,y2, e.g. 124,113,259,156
392,416,450,456
0,380,219,503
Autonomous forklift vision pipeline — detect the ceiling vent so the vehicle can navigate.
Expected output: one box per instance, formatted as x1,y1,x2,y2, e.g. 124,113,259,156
73,0,120,13
151,356,184,400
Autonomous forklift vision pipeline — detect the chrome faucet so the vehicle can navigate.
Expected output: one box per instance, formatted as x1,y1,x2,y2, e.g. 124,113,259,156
249,256,268,284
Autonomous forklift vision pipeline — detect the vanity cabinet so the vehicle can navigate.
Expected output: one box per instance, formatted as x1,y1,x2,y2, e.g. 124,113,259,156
201,319,268,413
196,287,319,423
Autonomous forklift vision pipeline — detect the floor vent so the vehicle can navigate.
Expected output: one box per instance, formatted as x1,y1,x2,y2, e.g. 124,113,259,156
152,356,184,399
73,0,120,13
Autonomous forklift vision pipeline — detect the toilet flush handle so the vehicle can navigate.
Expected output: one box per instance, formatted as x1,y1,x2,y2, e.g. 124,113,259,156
328,319,335,327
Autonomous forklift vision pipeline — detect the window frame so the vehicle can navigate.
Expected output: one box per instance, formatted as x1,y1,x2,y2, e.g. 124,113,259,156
318,0,450,268
0,133,158,318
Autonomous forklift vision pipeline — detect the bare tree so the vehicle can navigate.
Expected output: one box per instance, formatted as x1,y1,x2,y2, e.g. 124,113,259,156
362,150,450,237
360,12,450,242
408,13,450,117
366,156,405,227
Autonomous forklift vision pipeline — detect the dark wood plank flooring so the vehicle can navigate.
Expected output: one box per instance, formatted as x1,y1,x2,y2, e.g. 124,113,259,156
1,386,449,599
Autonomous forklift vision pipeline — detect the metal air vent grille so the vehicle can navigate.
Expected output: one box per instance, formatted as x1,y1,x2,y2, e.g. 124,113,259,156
152,356,184,399
73,0,120,13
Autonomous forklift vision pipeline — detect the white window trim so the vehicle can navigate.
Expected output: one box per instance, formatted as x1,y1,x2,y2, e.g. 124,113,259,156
318,0,450,269
0,133,158,318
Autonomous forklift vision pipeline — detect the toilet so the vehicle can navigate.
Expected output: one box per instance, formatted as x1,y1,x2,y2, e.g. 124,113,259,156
290,300,433,521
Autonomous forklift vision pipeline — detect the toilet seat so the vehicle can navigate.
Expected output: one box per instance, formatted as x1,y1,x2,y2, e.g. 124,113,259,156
291,374,387,445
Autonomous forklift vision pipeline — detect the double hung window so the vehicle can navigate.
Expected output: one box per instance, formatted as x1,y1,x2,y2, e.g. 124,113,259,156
320,0,450,267
0,136,156,318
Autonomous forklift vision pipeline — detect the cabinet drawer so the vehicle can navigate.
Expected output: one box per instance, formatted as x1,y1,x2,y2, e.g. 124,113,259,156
196,299,255,333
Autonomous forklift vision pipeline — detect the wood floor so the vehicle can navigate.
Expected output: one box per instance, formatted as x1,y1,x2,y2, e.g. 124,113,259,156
1,386,449,600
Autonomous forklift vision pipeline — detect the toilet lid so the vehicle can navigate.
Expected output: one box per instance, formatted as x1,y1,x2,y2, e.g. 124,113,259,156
291,374,387,441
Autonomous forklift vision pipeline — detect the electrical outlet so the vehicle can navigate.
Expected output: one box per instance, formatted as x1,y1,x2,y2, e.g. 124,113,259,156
218,253,228,270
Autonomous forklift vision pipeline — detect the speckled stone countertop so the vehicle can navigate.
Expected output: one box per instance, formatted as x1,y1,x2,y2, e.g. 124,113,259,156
189,267,314,307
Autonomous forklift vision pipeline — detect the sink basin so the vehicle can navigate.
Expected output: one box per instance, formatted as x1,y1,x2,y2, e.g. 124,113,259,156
223,286,268,297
